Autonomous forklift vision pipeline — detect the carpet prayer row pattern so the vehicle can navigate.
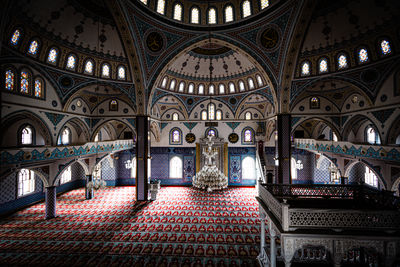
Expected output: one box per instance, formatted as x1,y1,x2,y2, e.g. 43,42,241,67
0,186,262,267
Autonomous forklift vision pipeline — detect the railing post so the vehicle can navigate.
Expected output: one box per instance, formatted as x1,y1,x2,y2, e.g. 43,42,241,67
282,199,289,231
270,227,277,267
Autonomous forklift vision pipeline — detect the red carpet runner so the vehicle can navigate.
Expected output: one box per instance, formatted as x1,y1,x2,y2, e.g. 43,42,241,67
0,186,261,266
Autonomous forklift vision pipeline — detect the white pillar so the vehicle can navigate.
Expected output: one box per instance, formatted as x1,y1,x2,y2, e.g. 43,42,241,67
270,228,277,267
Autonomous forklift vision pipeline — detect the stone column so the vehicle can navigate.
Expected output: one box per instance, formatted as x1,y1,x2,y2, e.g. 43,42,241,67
270,228,277,267
136,115,150,201
45,186,56,219
85,174,93,199
276,114,291,184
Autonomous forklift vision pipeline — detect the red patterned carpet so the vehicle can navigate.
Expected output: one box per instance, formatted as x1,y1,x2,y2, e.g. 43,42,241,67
0,186,261,267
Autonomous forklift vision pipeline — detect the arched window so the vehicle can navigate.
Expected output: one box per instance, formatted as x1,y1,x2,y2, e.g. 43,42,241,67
131,157,137,178
170,128,181,144
191,7,200,24
380,40,392,55
109,100,118,111
198,84,204,94
34,79,43,98
358,48,369,63
94,132,101,142
225,5,234,22
337,54,348,69
208,103,215,120
93,163,101,180
245,111,252,120
260,0,269,9
318,58,328,73
161,77,168,88
178,81,185,92
60,166,72,184
11,29,21,45
219,84,225,94
21,126,33,145
310,97,320,109
157,0,165,14
169,79,176,90
66,54,77,70
188,83,194,93
47,48,58,64
248,78,255,89
102,64,111,78
301,61,310,76
172,112,179,120
61,128,70,145
365,166,378,188
242,0,251,18
256,75,263,86
209,84,215,94
117,66,126,80
84,60,94,74
208,8,217,24
207,128,216,137
18,169,35,196
173,3,183,21
239,80,245,91
366,126,377,144
332,132,338,142
140,0,147,4
27,40,39,55
5,69,15,91
20,70,30,94
229,82,235,93
201,110,207,120
242,156,256,179
291,158,297,180
242,128,254,144
216,110,222,120
170,156,183,178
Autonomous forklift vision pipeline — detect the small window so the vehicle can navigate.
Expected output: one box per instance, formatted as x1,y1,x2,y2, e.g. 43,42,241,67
131,157,137,178
201,110,207,120
20,70,30,94
207,128,216,137
260,0,269,9
5,69,15,91
110,100,118,111
301,61,310,76
172,112,179,121
318,58,328,73
358,48,369,63
18,169,35,197
191,7,200,24
256,75,263,86
93,163,101,180
239,80,245,91
366,127,376,144
208,8,217,24
66,54,77,70
380,40,392,55
188,83,194,93
170,156,183,178
242,0,252,18
243,128,253,143
21,126,33,145
229,82,235,93
61,128,70,145
225,5,234,22
208,103,215,120
216,110,222,120
242,156,256,179
248,78,255,89
117,66,126,80
219,84,225,94
161,77,168,88
60,166,72,184
178,81,185,92
337,54,348,69
27,40,39,55
47,48,58,64
365,166,378,188
140,0,147,4
198,84,204,94
291,158,297,180
169,79,176,90
245,112,252,120
310,97,320,109
102,64,111,78
332,132,338,142
157,0,165,14
170,128,181,144
11,29,21,45
84,60,94,74
34,79,43,98
94,132,101,142
173,3,183,21
209,84,215,94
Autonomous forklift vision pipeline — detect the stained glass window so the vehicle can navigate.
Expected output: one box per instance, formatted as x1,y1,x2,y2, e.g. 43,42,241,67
229,82,235,93
198,84,204,94
66,55,76,70
28,40,39,55
157,0,165,14
245,112,251,120
161,77,168,88
47,48,58,63
310,97,320,109
188,83,194,93
256,75,263,86
301,62,310,76
118,66,126,79
244,129,252,142
219,84,225,94
173,3,183,21
60,166,72,184
239,80,245,91
5,69,14,91
21,126,32,145
85,60,94,74
191,7,199,24
178,82,185,92
209,84,215,94
34,79,42,98
201,110,207,120
248,78,255,89
102,64,110,78
208,103,215,120
216,110,222,120
208,8,216,24
338,54,348,69
208,129,216,137
20,71,29,94
172,113,179,120
380,40,391,55
18,169,35,197
358,48,368,63
110,100,118,111
260,0,269,9
319,58,328,73
170,79,176,90
172,130,180,143
242,0,251,18
11,29,21,45
225,5,234,22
